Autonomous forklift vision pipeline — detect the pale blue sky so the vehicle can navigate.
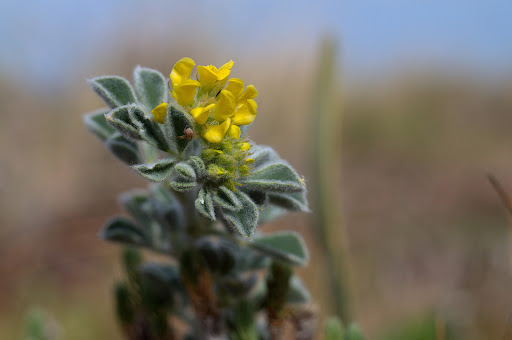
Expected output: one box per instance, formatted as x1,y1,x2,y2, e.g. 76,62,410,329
0,0,511,91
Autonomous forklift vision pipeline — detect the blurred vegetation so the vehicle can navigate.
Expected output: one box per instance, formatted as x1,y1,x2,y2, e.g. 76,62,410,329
2,35,512,339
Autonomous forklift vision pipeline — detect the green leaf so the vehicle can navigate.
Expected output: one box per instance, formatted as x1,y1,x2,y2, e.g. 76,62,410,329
344,324,365,340
129,104,169,151
88,76,136,108
83,108,116,141
133,66,168,110
250,145,280,170
105,105,141,140
268,191,310,212
325,317,344,340
286,276,311,304
101,217,148,246
258,205,287,225
213,186,242,211
164,105,193,154
239,162,305,193
105,133,141,165
115,282,135,324
251,231,309,266
195,187,215,220
131,158,175,182
150,184,185,231
119,189,151,227
222,191,259,239
139,263,180,307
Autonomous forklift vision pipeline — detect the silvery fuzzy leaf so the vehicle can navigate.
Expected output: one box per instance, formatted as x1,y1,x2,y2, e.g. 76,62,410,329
131,158,175,182
83,108,116,141
128,104,169,151
105,105,141,140
250,145,280,170
119,189,152,228
286,276,311,304
150,184,185,232
133,66,168,110
89,76,136,108
251,231,309,266
222,191,259,239
213,186,242,211
267,191,310,212
164,105,193,154
239,162,305,193
105,133,141,165
195,187,215,220
100,217,148,247
257,205,287,225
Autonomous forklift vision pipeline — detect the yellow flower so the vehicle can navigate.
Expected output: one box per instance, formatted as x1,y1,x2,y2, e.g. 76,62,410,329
151,102,167,124
190,103,215,125
170,57,195,87
213,90,236,121
197,60,234,88
225,78,244,98
224,81,258,126
227,124,241,139
231,99,257,125
202,118,231,144
240,142,251,152
170,57,200,106
172,79,200,106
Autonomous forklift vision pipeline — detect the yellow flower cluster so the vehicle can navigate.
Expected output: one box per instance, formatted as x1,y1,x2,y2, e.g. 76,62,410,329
153,57,258,144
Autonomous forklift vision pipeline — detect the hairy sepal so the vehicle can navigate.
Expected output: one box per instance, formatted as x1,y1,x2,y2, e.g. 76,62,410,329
195,187,216,220
169,162,197,192
164,105,193,155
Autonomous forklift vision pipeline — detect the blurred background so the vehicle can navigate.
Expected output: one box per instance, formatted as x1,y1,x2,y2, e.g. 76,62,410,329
2,0,512,339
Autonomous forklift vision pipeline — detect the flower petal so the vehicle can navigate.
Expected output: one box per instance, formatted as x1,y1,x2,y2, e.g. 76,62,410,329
172,79,200,106
219,60,234,71
240,142,251,151
150,102,168,124
237,85,258,104
202,118,231,144
231,99,257,125
225,78,244,98
227,124,241,139
213,90,236,121
197,65,218,88
170,57,195,87
190,103,215,125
